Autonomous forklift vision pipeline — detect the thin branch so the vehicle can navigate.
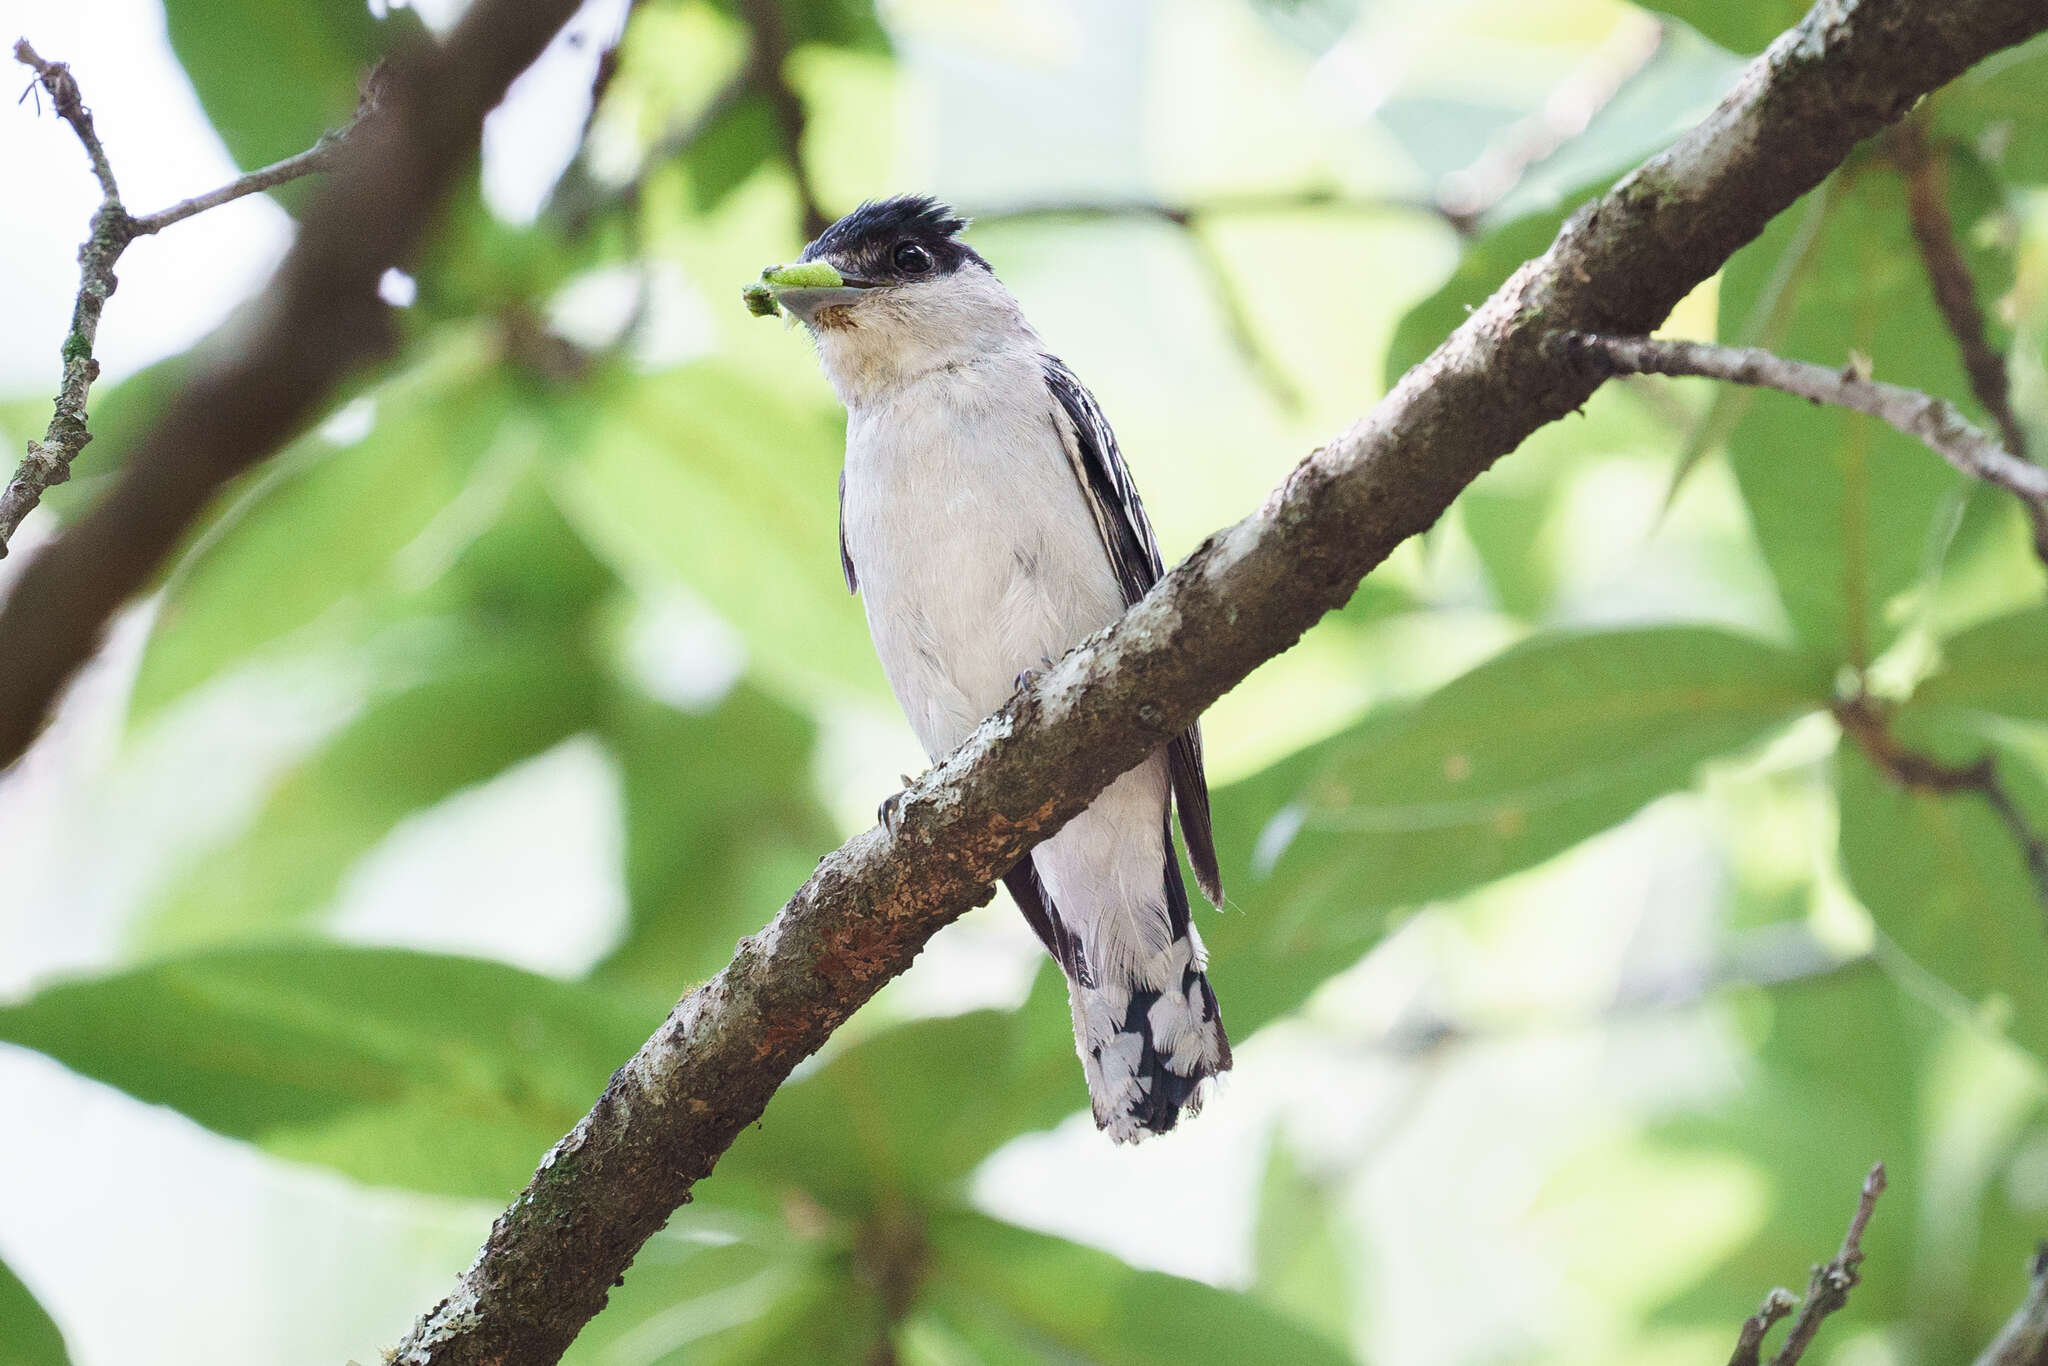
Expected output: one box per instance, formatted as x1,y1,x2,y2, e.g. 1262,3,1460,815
14,41,120,201
1363,924,1867,1061
126,132,353,236
548,67,751,233
1561,332,2048,565
1888,117,2032,462
735,0,827,241
1833,691,2048,919
0,0,590,763
5,41,128,557
348,4,2048,1361
2,41,361,557
1974,1245,2048,1366
1729,1290,1798,1366
971,188,1470,234
548,0,825,242
1767,1163,1888,1366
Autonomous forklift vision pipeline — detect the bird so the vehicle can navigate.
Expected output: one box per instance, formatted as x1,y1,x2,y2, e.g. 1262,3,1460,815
748,195,1230,1142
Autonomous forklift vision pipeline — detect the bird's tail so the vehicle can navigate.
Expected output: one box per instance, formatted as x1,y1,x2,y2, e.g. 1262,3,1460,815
1066,942,1230,1143
1007,843,1231,1143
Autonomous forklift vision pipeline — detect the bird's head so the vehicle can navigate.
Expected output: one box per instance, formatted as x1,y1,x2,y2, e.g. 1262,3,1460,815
746,196,1027,402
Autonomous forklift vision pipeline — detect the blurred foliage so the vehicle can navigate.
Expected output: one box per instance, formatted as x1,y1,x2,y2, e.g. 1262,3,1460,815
0,1257,68,1366
4,2,2048,1364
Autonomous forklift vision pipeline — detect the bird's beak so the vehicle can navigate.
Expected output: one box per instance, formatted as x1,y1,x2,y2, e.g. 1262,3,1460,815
743,260,880,324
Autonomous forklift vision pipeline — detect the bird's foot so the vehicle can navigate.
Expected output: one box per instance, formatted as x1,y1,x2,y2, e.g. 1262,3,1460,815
1013,656,1056,694
878,774,916,837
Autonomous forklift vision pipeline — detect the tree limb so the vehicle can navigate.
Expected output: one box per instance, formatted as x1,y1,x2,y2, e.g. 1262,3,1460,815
1768,1163,1887,1366
369,2,2048,1361
2,42,360,559
0,0,587,764
1975,1246,2048,1366
1562,332,2048,565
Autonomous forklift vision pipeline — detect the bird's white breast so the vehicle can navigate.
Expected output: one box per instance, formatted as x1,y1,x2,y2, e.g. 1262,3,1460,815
840,348,1124,759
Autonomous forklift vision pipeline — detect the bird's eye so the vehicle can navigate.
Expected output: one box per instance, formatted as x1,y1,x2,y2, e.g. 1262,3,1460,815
892,242,935,275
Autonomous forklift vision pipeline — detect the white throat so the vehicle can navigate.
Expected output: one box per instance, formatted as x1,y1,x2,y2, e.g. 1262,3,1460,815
805,266,1042,410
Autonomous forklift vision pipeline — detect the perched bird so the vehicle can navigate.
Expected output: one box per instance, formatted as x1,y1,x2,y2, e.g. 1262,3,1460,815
749,195,1230,1142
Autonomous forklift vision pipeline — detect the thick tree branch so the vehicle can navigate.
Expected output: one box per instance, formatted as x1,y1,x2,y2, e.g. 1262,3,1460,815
2,42,359,559
365,2,2048,1361
1563,332,2048,564
1976,1246,2048,1366
0,0,586,764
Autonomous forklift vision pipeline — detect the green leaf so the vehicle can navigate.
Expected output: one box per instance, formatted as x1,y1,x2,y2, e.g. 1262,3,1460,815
1226,628,1824,1025
716,1010,1077,1212
1837,708,2048,1062
129,341,513,725
1717,163,2007,662
1629,2,1804,55
558,362,887,701
684,93,781,215
595,687,838,994
0,947,662,1198
137,629,609,952
1253,1140,1353,1344
1921,605,2048,722
710,0,888,54
0,1256,69,1366
1938,33,2048,187
926,1211,1355,1366
565,1226,873,1366
1648,961,1930,1338
162,0,422,179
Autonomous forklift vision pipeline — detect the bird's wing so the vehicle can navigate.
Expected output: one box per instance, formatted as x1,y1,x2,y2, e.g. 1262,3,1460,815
838,468,858,594
1041,355,1223,905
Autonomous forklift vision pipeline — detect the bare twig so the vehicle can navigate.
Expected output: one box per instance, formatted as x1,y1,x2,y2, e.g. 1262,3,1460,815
1974,1245,2048,1366
0,0,588,764
1767,1163,1888,1366
6,41,128,557
734,0,827,241
972,191,1467,416
549,0,825,242
126,133,353,236
1889,118,2032,462
1834,690,2048,918
1729,1289,1798,1366
3,41,359,557
364,4,2048,1361
971,188,1469,234
1562,332,2048,564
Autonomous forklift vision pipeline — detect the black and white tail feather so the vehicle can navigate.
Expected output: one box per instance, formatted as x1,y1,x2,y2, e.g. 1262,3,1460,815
1030,356,1232,1141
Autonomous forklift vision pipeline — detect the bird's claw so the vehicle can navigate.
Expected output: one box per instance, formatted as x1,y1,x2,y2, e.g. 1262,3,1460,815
1014,656,1056,694
878,774,915,838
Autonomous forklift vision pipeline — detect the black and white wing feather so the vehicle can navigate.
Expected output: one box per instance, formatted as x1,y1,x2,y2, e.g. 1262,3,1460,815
1041,355,1223,906
837,469,858,594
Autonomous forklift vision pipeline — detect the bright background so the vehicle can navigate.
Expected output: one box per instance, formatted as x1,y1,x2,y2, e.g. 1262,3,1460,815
1,0,2046,1362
